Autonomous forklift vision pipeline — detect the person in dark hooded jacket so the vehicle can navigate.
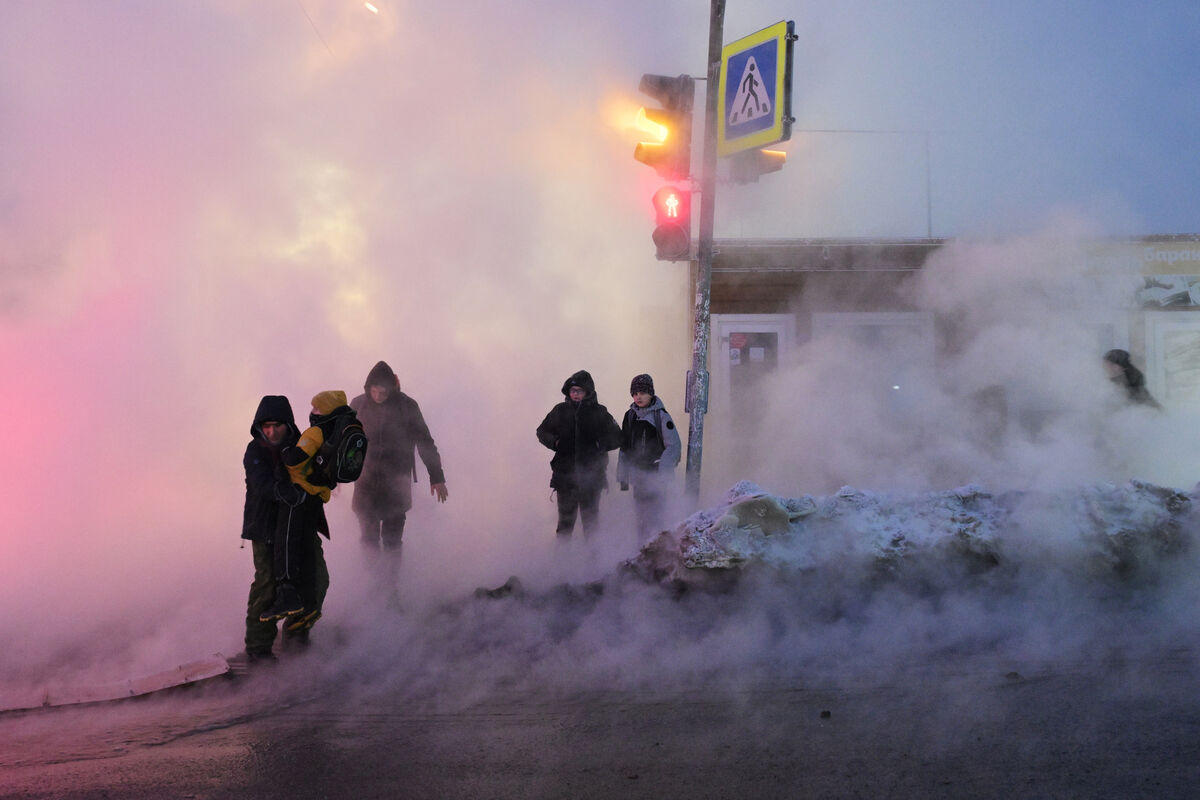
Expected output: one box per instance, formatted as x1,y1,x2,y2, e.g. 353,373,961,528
350,361,447,555
536,369,622,536
1103,349,1162,409
240,395,329,661
258,391,339,628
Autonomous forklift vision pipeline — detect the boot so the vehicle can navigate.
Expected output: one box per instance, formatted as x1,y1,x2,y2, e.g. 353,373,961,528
228,648,276,674
259,582,305,622
283,607,322,633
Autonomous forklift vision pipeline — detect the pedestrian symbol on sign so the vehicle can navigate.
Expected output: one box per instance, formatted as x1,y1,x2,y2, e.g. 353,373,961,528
728,57,770,125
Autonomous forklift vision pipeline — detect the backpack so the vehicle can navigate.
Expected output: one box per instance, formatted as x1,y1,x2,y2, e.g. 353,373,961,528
315,408,369,483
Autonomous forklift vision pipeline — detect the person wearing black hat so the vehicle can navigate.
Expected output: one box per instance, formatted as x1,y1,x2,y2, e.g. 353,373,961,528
616,373,682,542
536,369,622,536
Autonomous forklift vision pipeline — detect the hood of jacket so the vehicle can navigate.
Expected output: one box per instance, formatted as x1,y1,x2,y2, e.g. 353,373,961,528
560,369,596,400
364,360,401,393
628,395,667,418
251,395,297,442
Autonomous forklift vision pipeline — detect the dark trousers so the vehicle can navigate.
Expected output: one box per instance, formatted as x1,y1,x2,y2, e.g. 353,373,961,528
274,493,324,583
244,541,276,654
245,537,328,654
556,485,602,535
358,511,407,552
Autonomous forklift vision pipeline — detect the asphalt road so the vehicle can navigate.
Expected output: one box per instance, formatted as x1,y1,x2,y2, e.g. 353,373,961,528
3,645,1199,800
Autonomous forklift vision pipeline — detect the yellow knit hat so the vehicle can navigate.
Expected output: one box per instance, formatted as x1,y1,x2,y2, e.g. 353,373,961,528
311,390,347,414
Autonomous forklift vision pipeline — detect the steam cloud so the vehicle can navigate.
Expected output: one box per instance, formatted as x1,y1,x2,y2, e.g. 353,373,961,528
2,2,1198,713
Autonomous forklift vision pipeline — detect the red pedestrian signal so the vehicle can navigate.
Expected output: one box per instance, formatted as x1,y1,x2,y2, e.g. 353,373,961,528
653,185,688,224
652,185,691,261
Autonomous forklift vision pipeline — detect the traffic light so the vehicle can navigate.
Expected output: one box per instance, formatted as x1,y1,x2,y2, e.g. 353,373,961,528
728,148,787,184
633,74,694,182
651,185,691,261
635,74,694,260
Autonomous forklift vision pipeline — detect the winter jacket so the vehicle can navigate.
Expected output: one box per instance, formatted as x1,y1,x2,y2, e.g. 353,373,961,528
283,390,352,503
242,395,307,542
536,370,622,492
350,361,445,517
616,396,682,485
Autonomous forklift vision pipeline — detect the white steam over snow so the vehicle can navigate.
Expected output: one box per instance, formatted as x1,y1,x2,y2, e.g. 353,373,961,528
347,478,1200,703
6,471,1200,714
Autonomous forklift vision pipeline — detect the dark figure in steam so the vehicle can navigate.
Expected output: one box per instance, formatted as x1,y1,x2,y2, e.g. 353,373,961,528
1103,349,1162,409
350,361,447,556
240,395,329,663
537,369,622,536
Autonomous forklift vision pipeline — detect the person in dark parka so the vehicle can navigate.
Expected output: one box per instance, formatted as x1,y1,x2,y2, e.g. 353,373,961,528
241,395,329,660
536,369,622,536
350,361,447,555
1103,349,1162,409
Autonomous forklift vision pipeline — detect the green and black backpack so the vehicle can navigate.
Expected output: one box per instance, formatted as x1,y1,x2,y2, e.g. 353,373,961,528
315,407,369,484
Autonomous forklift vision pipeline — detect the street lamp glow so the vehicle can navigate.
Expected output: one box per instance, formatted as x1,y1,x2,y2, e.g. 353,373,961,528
364,2,379,13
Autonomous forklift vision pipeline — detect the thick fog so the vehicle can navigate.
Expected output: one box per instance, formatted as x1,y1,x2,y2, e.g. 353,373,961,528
3,1,1199,704
727,221,1200,497
0,2,692,688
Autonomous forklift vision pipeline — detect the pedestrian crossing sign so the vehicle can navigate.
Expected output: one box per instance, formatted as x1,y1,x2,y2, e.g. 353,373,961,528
718,20,795,156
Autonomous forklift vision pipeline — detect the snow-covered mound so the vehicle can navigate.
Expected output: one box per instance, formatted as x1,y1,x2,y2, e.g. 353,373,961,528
627,480,1196,592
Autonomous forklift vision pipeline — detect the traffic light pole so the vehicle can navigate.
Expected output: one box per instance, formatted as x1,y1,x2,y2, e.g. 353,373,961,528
684,0,724,501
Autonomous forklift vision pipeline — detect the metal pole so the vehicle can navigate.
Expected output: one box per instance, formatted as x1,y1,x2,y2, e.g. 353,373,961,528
924,131,933,238
684,0,724,501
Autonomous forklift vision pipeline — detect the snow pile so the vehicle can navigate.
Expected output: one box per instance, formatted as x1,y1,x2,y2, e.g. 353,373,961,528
629,480,1195,592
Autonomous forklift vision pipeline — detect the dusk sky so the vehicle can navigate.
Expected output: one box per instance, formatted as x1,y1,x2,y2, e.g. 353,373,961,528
2,1,1199,675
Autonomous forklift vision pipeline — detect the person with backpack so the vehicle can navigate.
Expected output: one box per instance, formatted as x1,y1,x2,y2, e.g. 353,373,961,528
240,395,329,661
616,373,682,542
259,390,352,626
349,361,447,557
536,369,622,536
